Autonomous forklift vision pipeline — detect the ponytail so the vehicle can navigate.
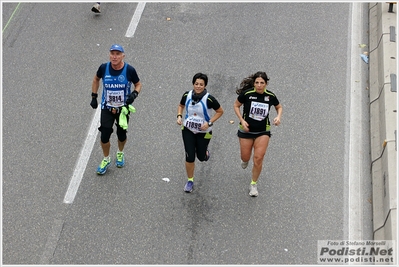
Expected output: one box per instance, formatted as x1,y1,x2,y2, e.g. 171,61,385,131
236,71,269,95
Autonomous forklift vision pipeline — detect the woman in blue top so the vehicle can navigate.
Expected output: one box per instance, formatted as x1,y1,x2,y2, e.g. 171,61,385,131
176,73,224,193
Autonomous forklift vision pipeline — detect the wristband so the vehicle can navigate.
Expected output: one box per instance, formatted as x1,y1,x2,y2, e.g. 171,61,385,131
177,114,182,118
91,92,98,98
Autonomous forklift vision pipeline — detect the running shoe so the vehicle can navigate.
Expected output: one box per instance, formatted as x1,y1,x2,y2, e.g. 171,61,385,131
91,3,101,13
116,152,125,168
205,150,210,161
184,181,194,193
249,184,258,197
241,160,249,169
97,158,111,174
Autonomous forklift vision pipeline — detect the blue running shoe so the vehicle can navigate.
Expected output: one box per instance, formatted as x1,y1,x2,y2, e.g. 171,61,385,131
97,158,111,175
116,152,125,168
184,181,194,193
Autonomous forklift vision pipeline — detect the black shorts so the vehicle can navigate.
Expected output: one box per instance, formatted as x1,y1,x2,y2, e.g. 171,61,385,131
182,127,212,162
100,108,127,129
237,130,271,139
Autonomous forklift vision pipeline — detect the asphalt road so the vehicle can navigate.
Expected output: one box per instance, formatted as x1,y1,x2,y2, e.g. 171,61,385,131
2,2,372,265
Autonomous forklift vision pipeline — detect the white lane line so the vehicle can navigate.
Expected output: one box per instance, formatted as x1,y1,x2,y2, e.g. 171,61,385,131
63,2,146,204
125,2,146,38
40,219,64,263
63,110,100,204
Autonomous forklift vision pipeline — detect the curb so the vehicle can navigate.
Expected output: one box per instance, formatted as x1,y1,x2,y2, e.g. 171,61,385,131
368,2,397,243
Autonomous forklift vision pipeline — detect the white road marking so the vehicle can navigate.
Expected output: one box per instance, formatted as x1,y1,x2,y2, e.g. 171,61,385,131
125,2,146,38
63,3,145,204
63,110,100,204
40,219,64,263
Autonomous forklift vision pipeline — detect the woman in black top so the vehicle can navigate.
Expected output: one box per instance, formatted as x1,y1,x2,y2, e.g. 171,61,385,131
233,71,283,197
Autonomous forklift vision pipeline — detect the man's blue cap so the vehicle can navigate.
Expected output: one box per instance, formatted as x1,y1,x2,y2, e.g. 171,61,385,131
110,44,124,53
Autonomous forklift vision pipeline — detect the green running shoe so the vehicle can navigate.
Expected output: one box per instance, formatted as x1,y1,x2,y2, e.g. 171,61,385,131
116,152,125,168
97,158,111,175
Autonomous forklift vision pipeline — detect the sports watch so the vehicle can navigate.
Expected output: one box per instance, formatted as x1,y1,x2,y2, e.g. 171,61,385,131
208,121,213,127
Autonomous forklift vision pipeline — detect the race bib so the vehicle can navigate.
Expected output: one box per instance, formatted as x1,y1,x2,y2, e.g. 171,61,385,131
106,90,124,107
185,116,204,133
249,101,269,121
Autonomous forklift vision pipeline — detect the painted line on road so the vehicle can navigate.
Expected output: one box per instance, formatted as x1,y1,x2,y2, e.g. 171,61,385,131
125,2,146,37
40,219,64,263
63,110,100,204
63,2,146,204
3,2,21,33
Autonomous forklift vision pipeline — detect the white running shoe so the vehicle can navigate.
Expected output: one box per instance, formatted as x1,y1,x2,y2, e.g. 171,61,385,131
91,3,101,13
249,184,258,197
241,160,249,169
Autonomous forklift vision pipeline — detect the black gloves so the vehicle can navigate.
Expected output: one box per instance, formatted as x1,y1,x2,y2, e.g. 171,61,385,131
90,93,98,109
90,90,138,108
126,90,139,105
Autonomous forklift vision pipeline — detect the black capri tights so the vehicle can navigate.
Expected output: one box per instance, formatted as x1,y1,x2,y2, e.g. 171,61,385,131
98,109,128,143
182,127,212,163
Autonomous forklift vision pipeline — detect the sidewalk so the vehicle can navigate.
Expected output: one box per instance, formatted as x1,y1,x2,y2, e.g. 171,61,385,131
368,2,397,244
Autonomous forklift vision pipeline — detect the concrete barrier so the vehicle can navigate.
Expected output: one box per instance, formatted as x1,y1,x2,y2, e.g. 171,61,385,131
368,2,397,243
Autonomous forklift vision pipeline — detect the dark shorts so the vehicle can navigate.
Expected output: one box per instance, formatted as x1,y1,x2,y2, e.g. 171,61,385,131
237,130,271,139
99,108,128,142
182,127,212,162
100,108,126,128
